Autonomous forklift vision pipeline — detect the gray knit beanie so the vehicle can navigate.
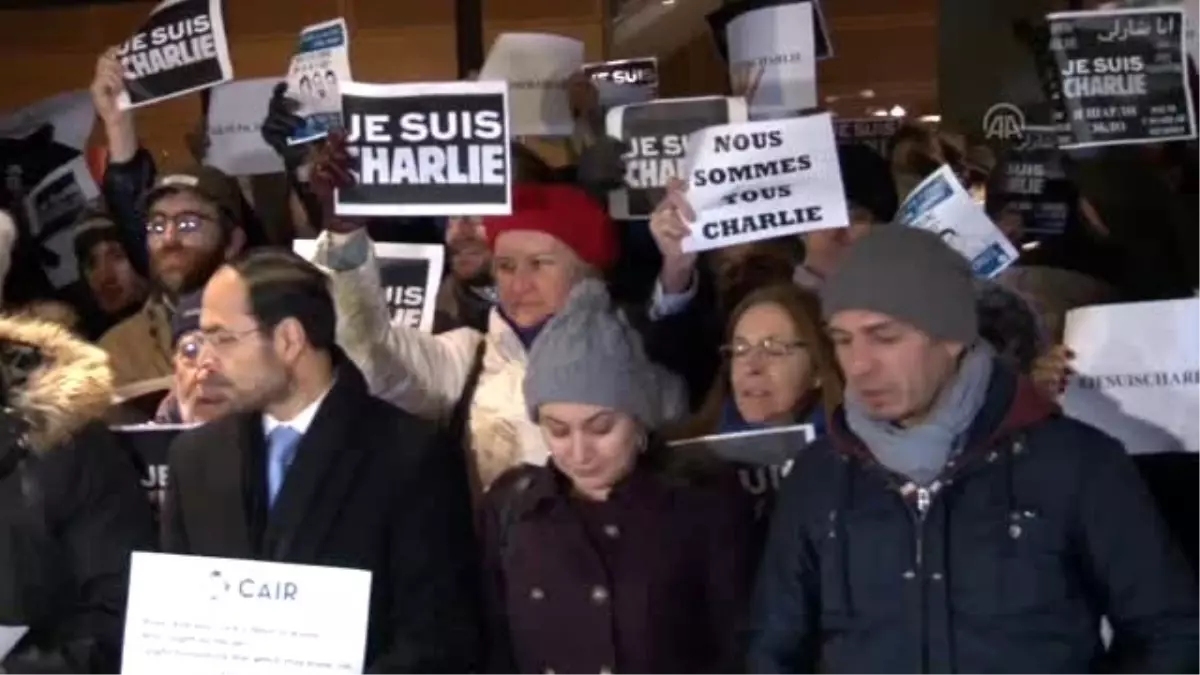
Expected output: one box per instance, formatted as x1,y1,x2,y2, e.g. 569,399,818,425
820,226,978,343
524,278,662,427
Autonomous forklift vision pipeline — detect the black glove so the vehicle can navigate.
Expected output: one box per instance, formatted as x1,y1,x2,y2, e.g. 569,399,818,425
260,81,307,169
576,135,628,194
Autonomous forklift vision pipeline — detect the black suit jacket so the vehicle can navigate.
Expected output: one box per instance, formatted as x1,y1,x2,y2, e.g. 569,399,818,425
162,355,481,673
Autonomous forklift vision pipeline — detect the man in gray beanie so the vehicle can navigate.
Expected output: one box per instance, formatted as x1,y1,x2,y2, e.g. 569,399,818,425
747,226,1198,674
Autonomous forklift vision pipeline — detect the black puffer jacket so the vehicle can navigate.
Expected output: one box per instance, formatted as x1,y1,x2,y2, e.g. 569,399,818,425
0,315,155,673
747,360,1198,673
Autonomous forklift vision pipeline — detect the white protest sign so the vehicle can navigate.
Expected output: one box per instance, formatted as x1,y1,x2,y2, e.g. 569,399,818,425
479,33,583,137
121,552,372,675
205,78,284,176
1061,298,1199,455
0,90,95,151
116,0,233,110
335,80,512,217
0,626,29,662
295,239,444,332
23,156,100,288
896,165,1019,279
723,0,819,118
286,19,352,146
681,112,847,253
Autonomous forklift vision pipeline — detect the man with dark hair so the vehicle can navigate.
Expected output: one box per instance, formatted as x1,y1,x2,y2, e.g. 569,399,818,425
161,249,481,672
98,166,247,388
748,227,1197,673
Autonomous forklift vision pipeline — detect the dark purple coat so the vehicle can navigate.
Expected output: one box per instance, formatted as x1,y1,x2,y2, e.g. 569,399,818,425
478,460,757,674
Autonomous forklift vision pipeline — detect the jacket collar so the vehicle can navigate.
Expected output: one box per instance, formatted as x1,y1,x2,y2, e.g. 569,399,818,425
513,461,674,521
828,358,1058,478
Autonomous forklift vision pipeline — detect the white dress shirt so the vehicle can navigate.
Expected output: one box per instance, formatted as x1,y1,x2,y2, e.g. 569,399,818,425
262,382,334,437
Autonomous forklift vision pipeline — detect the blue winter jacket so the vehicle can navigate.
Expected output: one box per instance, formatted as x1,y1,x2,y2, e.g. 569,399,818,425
747,360,1198,673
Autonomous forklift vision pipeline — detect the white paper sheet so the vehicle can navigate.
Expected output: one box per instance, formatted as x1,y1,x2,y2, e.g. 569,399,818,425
121,552,372,674
0,625,29,661
479,32,583,136
1061,298,1200,454
205,78,284,176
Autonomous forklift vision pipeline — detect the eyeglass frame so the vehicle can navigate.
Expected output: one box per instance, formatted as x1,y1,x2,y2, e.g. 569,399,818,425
145,210,221,238
719,337,807,360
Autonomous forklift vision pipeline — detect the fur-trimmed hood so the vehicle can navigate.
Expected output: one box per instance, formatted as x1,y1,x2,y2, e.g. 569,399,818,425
0,314,113,455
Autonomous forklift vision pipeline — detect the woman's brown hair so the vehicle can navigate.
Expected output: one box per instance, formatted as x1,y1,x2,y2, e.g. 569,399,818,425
667,283,844,439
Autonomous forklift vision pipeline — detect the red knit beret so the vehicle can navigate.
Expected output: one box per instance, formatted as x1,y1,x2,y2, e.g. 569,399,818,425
483,183,618,271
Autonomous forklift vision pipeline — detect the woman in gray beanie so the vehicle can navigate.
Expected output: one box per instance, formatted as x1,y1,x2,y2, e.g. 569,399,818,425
476,279,757,674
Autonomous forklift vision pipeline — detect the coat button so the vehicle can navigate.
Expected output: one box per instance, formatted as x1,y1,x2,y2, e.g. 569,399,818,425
1009,524,1023,539
902,570,916,580
603,524,620,539
930,572,944,582
591,585,609,604
543,669,555,674
529,587,545,600
599,667,613,674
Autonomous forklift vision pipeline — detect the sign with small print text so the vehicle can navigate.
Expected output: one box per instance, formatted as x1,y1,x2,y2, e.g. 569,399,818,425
121,552,372,674
1046,6,1197,148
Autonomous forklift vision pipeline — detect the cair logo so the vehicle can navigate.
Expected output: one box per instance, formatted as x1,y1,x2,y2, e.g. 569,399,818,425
204,569,299,602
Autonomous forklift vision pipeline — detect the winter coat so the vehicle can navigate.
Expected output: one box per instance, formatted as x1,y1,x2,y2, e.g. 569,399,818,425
746,359,1199,673
313,230,689,491
0,316,156,673
479,457,757,674
97,293,173,389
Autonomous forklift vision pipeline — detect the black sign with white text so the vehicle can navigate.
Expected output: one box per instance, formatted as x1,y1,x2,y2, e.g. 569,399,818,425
112,425,189,524
292,240,445,333
669,425,816,522
335,80,512,217
376,244,444,333
1047,6,1197,148
989,126,1074,236
605,96,747,218
834,118,902,159
583,57,659,109
117,0,233,110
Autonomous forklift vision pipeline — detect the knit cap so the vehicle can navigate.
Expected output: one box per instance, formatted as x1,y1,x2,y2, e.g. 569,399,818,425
523,278,661,426
821,226,978,343
483,183,618,271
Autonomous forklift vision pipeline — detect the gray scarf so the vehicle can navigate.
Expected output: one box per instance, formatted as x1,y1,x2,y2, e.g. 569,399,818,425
845,342,995,486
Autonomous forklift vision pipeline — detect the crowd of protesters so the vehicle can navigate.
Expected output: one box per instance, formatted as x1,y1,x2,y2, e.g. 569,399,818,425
0,24,1196,675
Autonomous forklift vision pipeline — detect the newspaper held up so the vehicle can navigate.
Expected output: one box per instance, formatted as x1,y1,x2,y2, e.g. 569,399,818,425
286,19,352,146
896,165,1019,279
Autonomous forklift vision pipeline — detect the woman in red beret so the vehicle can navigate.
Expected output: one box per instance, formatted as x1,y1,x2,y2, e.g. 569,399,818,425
307,143,689,494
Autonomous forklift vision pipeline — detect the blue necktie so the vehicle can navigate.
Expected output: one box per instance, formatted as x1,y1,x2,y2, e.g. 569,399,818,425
266,426,302,509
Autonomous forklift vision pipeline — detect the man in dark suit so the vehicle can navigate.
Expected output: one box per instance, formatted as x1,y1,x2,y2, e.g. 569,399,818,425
161,248,481,673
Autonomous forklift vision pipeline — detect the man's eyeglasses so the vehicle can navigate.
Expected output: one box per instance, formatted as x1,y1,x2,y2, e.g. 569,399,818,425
720,338,806,360
146,212,217,237
176,327,260,361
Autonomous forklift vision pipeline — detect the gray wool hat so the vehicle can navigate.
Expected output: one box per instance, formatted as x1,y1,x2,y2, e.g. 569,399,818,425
820,226,978,343
524,278,662,427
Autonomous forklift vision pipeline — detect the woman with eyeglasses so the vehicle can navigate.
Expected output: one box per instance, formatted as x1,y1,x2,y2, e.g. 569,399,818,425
671,283,843,439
